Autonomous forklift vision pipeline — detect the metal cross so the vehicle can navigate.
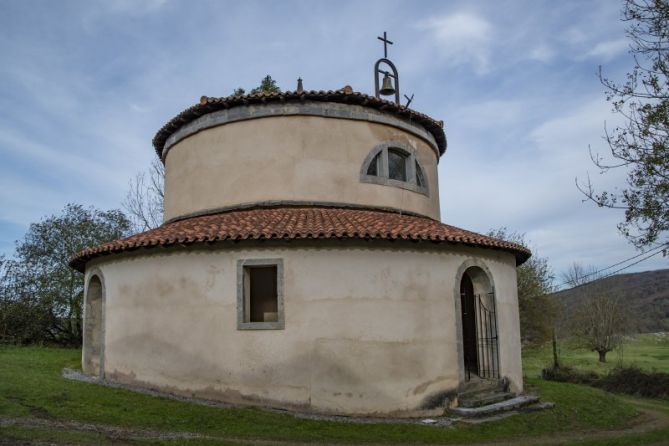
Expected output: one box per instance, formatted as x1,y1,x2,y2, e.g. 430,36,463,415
404,93,414,108
377,31,393,58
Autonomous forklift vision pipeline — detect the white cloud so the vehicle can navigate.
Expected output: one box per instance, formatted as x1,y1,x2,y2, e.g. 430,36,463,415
417,12,492,74
530,98,610,153
448,99,528,137
529,45,554,63
0,171,68,226
527,97,627,186
439,94,647,276
562,27,588,45
0,127,111,182
585,38,629,61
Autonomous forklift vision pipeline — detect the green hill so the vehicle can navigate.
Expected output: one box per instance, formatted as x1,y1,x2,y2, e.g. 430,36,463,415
551,268,669,333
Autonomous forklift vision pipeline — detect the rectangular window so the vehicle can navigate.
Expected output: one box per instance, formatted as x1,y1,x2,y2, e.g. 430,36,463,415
247,266,277,322
237,259,284,329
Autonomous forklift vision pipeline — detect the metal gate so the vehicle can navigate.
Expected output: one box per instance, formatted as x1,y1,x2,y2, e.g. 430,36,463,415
475,292,500,379
463,291,500,380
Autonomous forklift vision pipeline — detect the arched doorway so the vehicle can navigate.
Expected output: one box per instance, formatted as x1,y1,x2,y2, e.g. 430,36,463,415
83,274,104,377
459,266,499,380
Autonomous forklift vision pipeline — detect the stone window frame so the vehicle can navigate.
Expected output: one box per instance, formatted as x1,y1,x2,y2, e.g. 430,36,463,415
237,258,285,330
360,141,429,195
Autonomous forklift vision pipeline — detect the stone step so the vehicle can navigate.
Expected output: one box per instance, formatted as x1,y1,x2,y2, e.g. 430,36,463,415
450,394,540,418
458,391,516,408
458,380,508,400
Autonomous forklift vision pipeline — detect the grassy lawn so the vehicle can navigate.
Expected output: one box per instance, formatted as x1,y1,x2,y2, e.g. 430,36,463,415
522,332,669,378
0,344,666,445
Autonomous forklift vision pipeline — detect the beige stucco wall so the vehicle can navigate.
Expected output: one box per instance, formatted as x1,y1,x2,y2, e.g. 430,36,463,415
163,116,440,222
84,241,522,416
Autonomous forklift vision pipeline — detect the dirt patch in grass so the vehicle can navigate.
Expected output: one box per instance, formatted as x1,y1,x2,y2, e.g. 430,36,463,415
1,416,206,441
1,405,668,446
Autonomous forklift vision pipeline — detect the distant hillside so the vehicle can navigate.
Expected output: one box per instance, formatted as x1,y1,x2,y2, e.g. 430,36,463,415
551,268,669,333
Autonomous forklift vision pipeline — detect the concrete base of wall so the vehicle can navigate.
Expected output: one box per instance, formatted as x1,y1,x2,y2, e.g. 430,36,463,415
63,368,448,419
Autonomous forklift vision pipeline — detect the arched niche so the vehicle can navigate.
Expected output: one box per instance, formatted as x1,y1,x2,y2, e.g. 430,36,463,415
453,260,500,382
82,272,105,377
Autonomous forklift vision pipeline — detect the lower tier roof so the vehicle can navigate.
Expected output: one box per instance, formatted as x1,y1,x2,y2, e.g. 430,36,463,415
69,206,531,272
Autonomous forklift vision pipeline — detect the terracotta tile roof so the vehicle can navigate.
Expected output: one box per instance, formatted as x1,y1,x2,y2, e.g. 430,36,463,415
70,206,530,272
152,90,447,159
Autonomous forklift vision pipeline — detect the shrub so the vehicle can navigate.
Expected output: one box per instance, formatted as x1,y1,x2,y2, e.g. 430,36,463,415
597,366,669,399
541,366,598,385
542,365,669,399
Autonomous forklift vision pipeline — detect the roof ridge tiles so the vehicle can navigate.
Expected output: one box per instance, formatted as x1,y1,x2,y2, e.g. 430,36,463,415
69,206,530,272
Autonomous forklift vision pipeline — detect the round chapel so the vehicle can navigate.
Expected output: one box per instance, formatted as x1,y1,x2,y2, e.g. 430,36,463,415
71,85,530,416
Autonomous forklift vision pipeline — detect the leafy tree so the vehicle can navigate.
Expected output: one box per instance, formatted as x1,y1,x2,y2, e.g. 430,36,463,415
0,204,131,346
578,0,669,249
488,228,557,345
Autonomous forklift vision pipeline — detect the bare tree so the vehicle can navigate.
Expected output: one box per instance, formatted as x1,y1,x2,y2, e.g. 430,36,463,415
573,293,630,363
561,263,601,288
562,263,633,362
123,158,164,233
126,75,281,232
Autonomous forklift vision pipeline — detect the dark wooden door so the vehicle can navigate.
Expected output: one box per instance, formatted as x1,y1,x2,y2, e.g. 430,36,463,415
460,274,478,379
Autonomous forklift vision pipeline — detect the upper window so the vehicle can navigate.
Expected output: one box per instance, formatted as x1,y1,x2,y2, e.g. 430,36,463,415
415,160,426,188
388,149,408,182
367,152,381,176
360,142,429,195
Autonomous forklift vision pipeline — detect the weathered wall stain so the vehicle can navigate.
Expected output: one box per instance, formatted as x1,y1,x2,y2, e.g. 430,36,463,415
164,116,440,222
84,242,521,416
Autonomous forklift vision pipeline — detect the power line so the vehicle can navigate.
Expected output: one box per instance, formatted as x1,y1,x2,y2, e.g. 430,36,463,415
556,243,667,291
568,243,665,281
600,248,665,279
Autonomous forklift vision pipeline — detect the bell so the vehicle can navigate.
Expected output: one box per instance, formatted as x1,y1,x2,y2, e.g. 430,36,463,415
379,73,395,96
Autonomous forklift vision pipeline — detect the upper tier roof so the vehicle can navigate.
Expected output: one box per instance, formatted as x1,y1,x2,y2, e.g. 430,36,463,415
70,205,530,272
152,90,447,159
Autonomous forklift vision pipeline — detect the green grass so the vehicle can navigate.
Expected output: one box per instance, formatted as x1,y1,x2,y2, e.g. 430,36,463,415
0,425,126,445
0,345,665,445
518,334,669,446
522,333,669,379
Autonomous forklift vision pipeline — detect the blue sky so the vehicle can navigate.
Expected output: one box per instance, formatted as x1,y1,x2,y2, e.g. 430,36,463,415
0,0,666,280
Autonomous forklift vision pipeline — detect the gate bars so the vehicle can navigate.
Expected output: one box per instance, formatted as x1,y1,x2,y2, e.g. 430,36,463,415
463,291,500,381
475,291,500,379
